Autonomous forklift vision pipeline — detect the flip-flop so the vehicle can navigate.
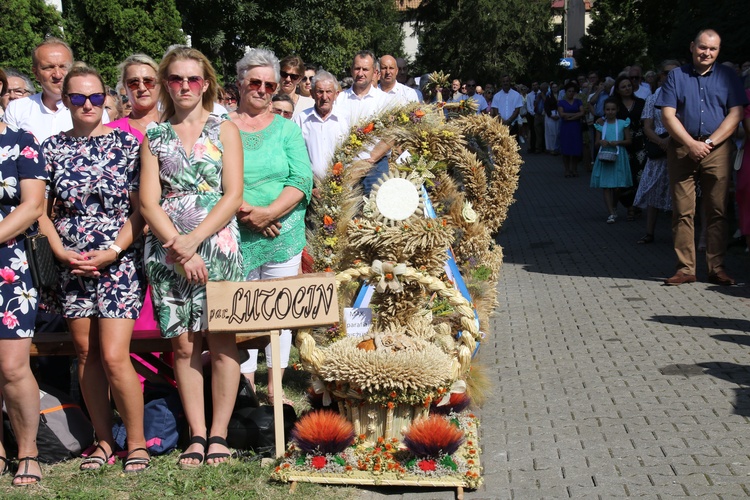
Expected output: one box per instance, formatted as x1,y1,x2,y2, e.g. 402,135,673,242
178,436,207,470
12,457,41,486
123,447,150,474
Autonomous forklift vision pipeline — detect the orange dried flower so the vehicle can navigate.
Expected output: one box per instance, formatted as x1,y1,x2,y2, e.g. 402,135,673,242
415,110,426,118
323,215,334,225
387,402,395,409
332,162,343,175
362,123,375,134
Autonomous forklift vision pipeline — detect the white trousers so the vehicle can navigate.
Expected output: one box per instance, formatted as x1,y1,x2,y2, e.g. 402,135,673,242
239,252,302,373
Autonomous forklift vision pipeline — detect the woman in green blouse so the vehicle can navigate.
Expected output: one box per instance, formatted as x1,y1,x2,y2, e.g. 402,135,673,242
230,48,312,404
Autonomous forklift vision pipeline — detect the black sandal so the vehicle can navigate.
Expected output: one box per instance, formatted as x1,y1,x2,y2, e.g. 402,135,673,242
637,234,654,244
205,436,232,466
80,442,113,471
0,456,9,475
123,447,151,474
12,457,41,486
178,436,207,470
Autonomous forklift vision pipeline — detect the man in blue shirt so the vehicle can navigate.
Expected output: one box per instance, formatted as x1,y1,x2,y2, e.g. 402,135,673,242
657,29,748,286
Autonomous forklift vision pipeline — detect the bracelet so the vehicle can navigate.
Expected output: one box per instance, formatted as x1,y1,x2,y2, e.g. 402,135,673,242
109,244,123,258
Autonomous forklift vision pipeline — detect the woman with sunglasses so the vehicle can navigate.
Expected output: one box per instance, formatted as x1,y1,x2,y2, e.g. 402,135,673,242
277,55,314,119
106,54,161,142
231,48,312,405
38,63,149,473
140,47,244,468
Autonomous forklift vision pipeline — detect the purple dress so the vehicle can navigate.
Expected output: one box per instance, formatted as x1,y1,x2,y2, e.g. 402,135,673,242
558,98,583,156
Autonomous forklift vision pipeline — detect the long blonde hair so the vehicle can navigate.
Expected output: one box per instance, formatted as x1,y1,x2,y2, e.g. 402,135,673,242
158,46,217,121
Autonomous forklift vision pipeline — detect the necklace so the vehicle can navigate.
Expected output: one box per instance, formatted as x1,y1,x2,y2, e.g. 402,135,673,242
237,111,271,133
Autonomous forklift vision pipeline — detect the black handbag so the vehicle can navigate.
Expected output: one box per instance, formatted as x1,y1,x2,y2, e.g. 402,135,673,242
645,132,669,160
0,205,57,289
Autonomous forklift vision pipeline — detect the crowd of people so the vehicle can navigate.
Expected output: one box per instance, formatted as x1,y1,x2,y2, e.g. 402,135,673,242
0,28,748,486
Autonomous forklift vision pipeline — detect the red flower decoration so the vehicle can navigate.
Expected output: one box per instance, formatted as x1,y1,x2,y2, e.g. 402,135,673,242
362,122,375,134
418,460,437,471
311,456,327,469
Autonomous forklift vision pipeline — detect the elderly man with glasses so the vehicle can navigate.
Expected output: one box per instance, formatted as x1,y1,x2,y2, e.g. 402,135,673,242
1,68,35,111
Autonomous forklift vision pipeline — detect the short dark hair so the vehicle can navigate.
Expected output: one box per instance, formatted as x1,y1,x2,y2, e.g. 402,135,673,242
353,50,376,68
0,68,7,97
272,93,294,105
564,81,579,92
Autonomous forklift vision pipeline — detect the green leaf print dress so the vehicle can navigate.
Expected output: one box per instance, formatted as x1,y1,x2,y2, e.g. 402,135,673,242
144,115,243,338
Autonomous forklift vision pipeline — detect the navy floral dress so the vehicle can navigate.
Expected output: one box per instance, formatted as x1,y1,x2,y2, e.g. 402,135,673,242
42,129,145,319
0,127,46,339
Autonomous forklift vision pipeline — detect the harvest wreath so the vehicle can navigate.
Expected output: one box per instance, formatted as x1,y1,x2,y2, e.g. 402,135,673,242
275,100,521,493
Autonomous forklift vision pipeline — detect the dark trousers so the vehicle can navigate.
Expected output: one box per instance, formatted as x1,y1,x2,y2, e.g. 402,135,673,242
362,155,390,196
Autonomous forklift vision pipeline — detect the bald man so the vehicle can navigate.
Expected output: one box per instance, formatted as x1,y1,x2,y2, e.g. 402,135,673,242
378,55,419,105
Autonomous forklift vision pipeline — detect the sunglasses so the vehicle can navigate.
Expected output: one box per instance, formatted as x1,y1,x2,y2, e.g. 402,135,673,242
245,78,278,93
166,75,204,92
301,76,313,82
126,77,157,91
280,70,301,81
67,92,106,107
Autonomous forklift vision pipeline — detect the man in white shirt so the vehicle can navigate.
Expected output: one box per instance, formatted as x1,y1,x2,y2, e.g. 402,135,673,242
490,75,523,136
294,71,350,193
378,55,419,105
4,37,75,141
629,65,652,100
335,50,392,194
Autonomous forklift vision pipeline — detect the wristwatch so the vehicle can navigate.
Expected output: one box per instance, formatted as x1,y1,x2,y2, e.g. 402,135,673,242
109,244,123,258
704,138,714,147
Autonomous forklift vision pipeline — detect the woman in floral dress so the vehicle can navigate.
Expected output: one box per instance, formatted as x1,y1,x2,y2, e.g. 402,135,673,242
39,64,150,473
139,47,244,468
0,68,47,486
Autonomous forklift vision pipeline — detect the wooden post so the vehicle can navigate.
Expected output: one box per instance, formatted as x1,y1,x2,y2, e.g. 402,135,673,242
270,329,285,458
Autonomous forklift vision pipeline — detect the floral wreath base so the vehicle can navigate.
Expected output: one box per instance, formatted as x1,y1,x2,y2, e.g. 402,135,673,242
271,411,482,494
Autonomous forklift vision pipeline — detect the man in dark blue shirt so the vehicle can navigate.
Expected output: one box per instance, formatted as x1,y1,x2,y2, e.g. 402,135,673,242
656,29,747,286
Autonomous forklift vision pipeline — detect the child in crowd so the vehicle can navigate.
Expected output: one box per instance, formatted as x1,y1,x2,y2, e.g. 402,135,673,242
590,98,632,223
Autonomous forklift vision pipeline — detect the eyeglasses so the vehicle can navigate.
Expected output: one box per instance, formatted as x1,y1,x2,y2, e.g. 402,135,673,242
271,107,294,118
280,71,301,81
245,78,278,93
7,88,31,97
67,92,107,107
166,75,204,92
126,77,157,91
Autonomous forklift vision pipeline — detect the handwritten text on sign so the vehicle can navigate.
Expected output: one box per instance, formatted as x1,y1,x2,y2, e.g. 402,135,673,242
206,274,339,332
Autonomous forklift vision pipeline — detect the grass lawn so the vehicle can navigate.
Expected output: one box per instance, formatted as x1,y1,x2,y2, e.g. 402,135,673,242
0,347,358,499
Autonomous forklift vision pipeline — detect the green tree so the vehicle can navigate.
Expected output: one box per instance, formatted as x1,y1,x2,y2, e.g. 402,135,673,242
178,0,403,81
0,0,64,76
577,0,648,75
177,0,259,81
62,0,185,85
411,0,557,84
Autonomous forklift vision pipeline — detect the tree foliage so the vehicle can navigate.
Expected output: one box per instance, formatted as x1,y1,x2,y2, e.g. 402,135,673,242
177,0,259,82
62,0,185,85
178,0,404,82
580,0,750,74
577,0,647,76
0,0,64,76
411,0,557,84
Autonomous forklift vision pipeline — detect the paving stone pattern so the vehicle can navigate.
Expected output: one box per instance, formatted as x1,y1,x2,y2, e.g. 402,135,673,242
359,151,750,500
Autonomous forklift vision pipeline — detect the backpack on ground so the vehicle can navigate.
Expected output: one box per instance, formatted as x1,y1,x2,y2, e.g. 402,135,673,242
3,384,94,464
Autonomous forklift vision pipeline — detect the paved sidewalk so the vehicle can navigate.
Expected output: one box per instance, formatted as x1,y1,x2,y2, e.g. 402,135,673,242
359,151,750,499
